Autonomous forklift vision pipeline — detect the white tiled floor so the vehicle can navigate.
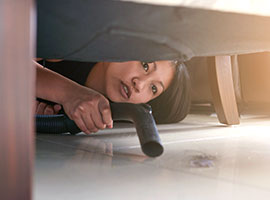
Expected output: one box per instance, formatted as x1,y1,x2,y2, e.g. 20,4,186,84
34,112,270,200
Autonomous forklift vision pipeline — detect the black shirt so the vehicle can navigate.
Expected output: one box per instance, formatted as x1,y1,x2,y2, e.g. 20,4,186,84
39,60,97,85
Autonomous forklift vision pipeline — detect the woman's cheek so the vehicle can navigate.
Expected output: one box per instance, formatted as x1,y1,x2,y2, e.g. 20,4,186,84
130,94,151,104
105,86,122,102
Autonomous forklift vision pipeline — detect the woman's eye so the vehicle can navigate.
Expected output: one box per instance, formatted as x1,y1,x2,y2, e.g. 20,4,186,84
151,85,158,94
141,62,149,72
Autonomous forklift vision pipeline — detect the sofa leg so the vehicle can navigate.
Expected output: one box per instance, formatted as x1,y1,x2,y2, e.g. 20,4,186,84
0,1,36,199
207,56,240,125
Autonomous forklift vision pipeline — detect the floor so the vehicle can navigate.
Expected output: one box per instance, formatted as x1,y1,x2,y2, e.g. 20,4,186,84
34,109,270,200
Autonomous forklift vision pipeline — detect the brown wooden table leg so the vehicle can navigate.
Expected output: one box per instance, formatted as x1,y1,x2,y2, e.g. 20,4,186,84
0,1,36,199
208,56,240,125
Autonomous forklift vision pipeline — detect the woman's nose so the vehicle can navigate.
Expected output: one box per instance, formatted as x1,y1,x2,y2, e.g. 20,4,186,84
132,77,146,92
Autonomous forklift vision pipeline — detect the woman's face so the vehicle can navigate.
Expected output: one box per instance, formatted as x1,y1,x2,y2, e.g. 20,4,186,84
104,61,175,104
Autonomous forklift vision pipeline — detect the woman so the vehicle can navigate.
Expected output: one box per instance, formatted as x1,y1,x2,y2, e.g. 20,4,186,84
36,59,191,134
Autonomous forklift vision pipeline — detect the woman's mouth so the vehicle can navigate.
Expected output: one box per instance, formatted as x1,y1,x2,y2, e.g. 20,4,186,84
121,82,130,99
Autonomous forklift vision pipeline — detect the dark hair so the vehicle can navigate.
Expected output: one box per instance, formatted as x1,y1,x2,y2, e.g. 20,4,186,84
148,62,191,124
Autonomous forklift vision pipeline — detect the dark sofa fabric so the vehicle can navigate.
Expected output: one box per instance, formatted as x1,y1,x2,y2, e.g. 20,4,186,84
37,0,270,62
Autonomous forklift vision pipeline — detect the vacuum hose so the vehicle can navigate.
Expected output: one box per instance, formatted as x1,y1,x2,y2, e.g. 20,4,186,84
36,102,164,157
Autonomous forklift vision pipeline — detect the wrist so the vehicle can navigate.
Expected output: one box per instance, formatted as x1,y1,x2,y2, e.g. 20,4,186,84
57,81,82,105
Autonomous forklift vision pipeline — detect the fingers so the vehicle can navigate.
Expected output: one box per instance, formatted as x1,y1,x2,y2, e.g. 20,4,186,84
99,105,113,129
36,101,44,114
53,104,62,113
75,108,110,135
91,111,106,130
68,101,113,135
44,105,54,115
68,105,97,135
36,101,61,115
82,112,100,133
36,102,51,115
71,113,91,135
61,87,113,134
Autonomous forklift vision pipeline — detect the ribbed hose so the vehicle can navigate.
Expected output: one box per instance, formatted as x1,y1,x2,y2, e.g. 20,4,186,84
36,102,163,157
36,114,80,134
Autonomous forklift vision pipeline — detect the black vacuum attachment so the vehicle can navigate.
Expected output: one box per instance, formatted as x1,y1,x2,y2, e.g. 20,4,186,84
36,102,164,157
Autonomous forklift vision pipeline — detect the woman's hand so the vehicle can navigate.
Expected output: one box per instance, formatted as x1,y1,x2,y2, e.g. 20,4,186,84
35,100,62,115
36,62,112,134
61,85,113,134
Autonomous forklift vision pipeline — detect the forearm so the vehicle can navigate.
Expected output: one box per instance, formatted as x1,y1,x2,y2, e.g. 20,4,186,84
35,61,82,105
34,60,113,133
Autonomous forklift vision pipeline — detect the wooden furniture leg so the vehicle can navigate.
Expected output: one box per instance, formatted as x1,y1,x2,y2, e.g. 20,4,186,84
0,1,36,199
207,56,240,125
